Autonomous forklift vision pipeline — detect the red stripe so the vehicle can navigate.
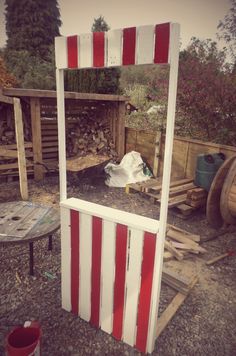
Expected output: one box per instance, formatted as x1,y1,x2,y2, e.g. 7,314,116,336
70,209,80,315
112,224,128,340
90,216,102,327
122,27,136,65
93,32,105,67
154,23,170,64
135,232,156,353
67,35,78,68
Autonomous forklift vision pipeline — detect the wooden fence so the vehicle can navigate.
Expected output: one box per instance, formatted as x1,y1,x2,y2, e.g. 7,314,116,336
125,128,236,179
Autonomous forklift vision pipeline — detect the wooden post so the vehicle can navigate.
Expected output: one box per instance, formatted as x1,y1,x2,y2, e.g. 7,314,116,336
153,131,162,177
147,23,180,353
30,97,43,180
13,98,28,200
56,68,67,201
116,102,126,160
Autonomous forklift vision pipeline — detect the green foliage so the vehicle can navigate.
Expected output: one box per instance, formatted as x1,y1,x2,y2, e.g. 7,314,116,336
4,47,56,90
217,0,236,63
4,0,61,89
91,16,110,32
176,37,236,145
123,84,148,109
5,0,61,60
121,37,236,146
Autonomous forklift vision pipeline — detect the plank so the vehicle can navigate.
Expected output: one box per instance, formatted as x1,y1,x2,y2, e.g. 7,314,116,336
66,154,110,172
175,203,194,216
167,229,206,253
0,143,33,149
3,88,128,102
117,102,126,160
167,225,200,242
149,178,193,193
164,240,184,261
156,292,187,338
61,207,72,311
123,228,143,346
30,97,43,180
153,131,162,177
79,213,92,321
0,148,19,158
13,98,28,200
100,220,116,333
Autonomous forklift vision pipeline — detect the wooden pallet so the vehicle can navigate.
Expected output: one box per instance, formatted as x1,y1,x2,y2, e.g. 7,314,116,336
126,178,207,216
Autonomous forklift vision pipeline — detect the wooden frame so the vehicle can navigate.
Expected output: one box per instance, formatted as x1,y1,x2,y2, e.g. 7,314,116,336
55,22,180,354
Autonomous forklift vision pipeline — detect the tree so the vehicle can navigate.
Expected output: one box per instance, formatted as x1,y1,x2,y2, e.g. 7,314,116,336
217,0,236,64
5,0,61,60
138,37,236,145
177,38,236,144
91,15,110,32
4,0,61,89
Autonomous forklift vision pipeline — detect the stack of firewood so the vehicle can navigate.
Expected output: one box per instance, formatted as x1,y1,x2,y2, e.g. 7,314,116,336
66,117,118,159
186,187,208,208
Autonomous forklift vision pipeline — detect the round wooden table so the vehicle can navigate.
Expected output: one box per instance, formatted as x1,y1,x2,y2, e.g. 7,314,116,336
0,201,60,275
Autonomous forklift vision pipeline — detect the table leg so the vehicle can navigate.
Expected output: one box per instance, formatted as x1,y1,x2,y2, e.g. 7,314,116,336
48,235,53,251
29,242,34,276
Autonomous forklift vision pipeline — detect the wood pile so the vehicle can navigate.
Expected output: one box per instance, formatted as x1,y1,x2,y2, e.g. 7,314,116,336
164,225,207,261
126,178,208,217
186,187,208,208
162,266,198,295
66,117,118,159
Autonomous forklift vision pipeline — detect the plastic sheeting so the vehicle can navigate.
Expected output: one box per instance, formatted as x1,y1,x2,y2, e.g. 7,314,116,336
104,151,150,187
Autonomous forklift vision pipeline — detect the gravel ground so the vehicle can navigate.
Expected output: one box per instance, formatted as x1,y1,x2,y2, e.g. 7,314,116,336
0,173,236,355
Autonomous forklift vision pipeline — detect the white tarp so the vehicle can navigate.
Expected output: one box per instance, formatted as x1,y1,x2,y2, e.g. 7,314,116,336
104,151,150,187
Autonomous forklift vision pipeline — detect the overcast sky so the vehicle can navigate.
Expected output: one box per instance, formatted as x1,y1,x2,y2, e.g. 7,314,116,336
0,0,231,49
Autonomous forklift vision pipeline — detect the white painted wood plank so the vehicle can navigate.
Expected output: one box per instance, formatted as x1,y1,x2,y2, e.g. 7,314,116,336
146,23,181,354
56,69,67,201
55,36,67,69
60,206,71,311
79,213,92,321
61,198,159,234
107,29,123,67
123,228,143,345
100,220,116,333
79,33,92,68
136,25,154,65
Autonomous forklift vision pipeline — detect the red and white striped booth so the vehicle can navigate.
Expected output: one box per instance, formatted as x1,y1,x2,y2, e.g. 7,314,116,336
55,22,180,354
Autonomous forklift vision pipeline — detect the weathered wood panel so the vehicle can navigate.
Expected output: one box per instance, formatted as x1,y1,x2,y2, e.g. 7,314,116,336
125,128,236,178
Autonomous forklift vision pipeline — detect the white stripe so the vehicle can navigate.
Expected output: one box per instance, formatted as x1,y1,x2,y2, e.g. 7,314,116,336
107,29,123,67
55,36,67,69
100,220,116,333
123,228,143,345
60,207,71,311
136,25,154,65
79,213,92,321
79,33,92,68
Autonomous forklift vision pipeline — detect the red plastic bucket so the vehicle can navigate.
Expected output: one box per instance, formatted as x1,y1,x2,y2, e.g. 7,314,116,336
6,321,41,356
